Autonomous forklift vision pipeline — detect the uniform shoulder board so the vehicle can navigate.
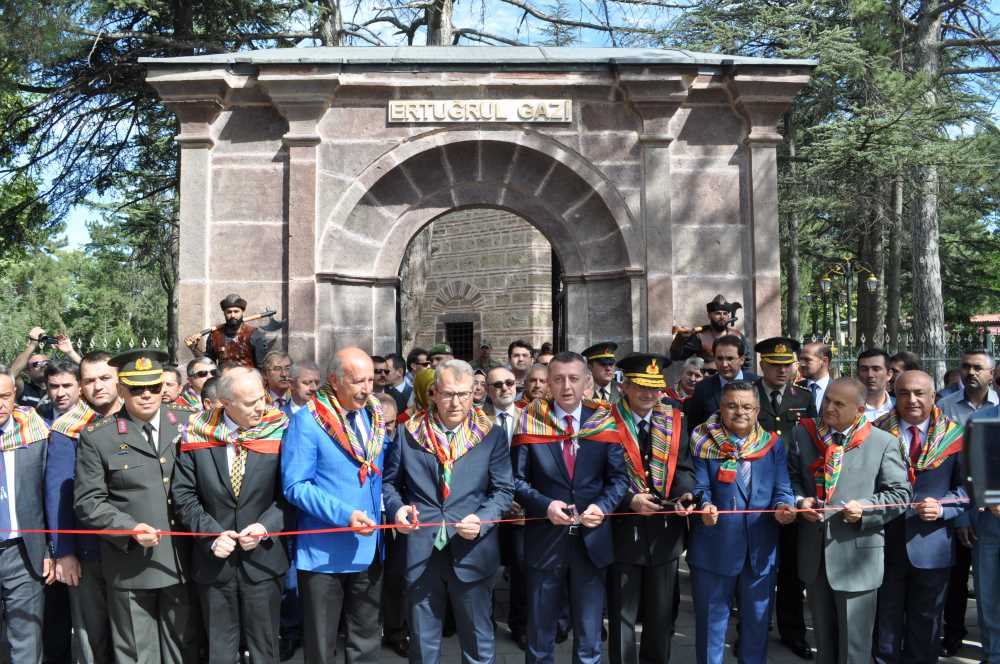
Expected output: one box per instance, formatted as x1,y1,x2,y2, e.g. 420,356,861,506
84,417,115,434
168,403,198,413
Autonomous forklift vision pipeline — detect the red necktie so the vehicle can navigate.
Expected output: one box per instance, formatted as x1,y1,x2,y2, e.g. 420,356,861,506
562,415,576,479
908,425,922,468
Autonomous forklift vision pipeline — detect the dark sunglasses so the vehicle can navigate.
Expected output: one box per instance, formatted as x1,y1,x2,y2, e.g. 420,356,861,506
190,370,218,379
490,379,517,389
703,368,719,376
29,361,48,369
127,383,163,396
374,369,391,375
415,361,431,367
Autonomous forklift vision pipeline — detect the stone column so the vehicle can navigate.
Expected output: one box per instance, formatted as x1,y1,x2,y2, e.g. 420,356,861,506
259,73,339,361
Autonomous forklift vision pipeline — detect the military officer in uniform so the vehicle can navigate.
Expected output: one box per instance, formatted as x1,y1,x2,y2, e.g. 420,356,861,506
74,349,199,664
583,342,620,404
753,337,816,660
183,293,269,368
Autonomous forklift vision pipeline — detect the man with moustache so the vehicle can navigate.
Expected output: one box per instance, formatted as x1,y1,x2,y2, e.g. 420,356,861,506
288,360,322,415
583,342,620,404
684,335,760,431
74,349,199,663
281,347,385,664
46,351,122,664
608,354,696,664
797,342,833,415
40,359,83,424
161,367,184,405
664,356,705,404
184,293,269,368
261,351,293,408
872,371,966,664
788,377,911,664
507,341,534,395
677,295,749,361
175,358,218,410
858,349,895,421
512,352,629,664
384,359,513,663
516,363,550,409
0,371,54,663
172,367,292,663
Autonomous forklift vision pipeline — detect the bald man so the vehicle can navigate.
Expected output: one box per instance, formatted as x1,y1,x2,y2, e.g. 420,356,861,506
872,371,966,664
281,347,386,664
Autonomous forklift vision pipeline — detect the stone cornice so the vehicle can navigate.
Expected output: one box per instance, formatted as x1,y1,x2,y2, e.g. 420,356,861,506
616,68,694,139
723,69,813,144
316,273,400,287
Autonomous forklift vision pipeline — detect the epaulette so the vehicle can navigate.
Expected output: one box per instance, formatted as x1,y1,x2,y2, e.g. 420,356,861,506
168,403,198,414
85,416,117,433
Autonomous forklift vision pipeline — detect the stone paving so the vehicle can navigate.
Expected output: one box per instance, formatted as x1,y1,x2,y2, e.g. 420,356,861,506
287,558,985,663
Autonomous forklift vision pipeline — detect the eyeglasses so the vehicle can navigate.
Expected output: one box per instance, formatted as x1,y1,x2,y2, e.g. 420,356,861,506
374,369,391,375
29,361,47,369
438,391,473,402
190,370,218,379
127,383,163,396
703,368,718,376
415,361,431,368
490,379,516,390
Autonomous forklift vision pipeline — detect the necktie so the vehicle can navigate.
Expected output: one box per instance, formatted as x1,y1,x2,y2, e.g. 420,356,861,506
143,422,155,450
908,425,922,468
638,420,651,455
0,450,10,542
809,383,821,410
562,415,576,479
434,431,457,550
498,412,511,443
231,441,248,498
734,438,751,496
770,389,781,413
832,432,846,447
347,410,362,441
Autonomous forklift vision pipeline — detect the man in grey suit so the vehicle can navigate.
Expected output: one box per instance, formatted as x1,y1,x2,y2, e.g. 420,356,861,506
788,377,911,664
383,359,514,664
0,372,53,664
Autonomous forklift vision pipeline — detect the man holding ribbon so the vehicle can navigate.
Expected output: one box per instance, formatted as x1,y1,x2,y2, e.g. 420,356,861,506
871,370,966,664
281,346,385,664
788,377,911,664
512,350,629,664
687,380,796,664
383,358,513,663
607,353,695,664
172,366,292,663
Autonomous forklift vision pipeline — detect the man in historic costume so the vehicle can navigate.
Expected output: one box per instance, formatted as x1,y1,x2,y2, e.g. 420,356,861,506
384,359,513,663
45,351,124,664
607,353,696,664
582,341,620,404
512,351,629,664
175,357,217,411
752,337,817,660
184,293,269,368
673,294,749,362
281,347,385,664
0,371,53,663
872,371,966,664
74,349,200,664
687,381,796,664
788,377,911,664
172,366,292,664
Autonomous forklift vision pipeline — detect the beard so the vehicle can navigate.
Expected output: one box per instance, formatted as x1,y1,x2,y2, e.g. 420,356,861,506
709,319,728,332
224,316,243,334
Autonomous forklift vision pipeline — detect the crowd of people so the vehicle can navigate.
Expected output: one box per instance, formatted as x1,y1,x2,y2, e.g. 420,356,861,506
0,292,997,664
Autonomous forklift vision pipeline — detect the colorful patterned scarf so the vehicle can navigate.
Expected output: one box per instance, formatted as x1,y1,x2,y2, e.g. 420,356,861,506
800,416,871,502
875,406,963,484
308,387,385,485
612,400,683,497
175,384,202,410
1,406,50,451
50,400,99,440
690,413,777,483
663,383,691,403
404,406,494,500
511,398,620,446
265,389,291,406
180,407,288,454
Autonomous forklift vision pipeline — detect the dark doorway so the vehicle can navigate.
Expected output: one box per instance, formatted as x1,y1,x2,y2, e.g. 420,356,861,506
445,321,475,361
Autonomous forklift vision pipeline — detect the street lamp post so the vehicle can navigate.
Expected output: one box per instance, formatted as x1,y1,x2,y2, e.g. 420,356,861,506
819,257,879,352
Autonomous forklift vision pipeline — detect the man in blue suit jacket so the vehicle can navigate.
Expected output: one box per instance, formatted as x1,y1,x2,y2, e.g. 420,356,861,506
384,359,513,664
687,381,796,664
281,347,385,664
873,371,967,664
684,335,759,432
512,351,629,664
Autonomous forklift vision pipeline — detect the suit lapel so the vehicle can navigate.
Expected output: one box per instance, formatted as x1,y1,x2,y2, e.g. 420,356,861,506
123,411,158,456
211,444,236,500
546,441,572,485
240,448,262,502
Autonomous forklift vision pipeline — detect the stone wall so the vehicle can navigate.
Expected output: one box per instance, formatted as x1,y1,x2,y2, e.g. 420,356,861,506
401,209,553,355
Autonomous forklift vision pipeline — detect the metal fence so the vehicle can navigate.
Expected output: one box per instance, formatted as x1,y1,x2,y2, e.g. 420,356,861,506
0,335,164,368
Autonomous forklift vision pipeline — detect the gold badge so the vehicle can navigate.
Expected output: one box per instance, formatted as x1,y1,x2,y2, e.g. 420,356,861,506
645,359,659,374
775,344,788,354
135,357,152,371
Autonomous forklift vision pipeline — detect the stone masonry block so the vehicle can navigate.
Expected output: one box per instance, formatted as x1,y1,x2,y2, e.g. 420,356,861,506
209,224,284,282
212,165,285,223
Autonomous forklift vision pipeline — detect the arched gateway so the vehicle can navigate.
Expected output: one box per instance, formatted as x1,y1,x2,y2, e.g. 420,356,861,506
143,47,814,361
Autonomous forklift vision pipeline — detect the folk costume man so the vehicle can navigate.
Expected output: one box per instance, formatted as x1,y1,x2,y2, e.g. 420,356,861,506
872,371,966,664
687,381,796,664
184,293,269,368
512,351,629,664
384,359,514,663
754,337,816,661
0,372,52,664
583,341,620,404
608,354,696,664
281,347,385,664
45,351,123,664
788,377,911,664
675,294,748,362
74,349,200,664
172,367,292,663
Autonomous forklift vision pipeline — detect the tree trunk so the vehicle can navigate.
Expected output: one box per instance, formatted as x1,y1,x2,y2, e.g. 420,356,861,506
783,114,801,339
911,2,947,385
319,0,343,46
886,175,903,351
426,0,454,45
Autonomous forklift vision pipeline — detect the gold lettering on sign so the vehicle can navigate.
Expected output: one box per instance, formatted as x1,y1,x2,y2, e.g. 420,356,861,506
387,100,572,124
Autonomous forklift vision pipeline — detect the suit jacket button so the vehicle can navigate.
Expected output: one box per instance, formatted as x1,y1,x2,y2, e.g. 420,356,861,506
160,457,166,463
163,477,169,484
123,464,128,470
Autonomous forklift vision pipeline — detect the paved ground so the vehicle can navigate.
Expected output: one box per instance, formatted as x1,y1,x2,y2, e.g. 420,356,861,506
286,557,986,663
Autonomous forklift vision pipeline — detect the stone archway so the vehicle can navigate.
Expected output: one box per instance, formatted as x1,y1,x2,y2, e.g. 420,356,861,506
314,131,642,361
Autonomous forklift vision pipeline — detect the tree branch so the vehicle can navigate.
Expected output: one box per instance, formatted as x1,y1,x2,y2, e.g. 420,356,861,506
942,38,1000,47
453,28,526,46
942,66,1000,74
498,0,656,34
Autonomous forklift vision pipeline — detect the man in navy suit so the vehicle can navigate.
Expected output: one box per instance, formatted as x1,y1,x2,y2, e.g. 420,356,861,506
684,335,760,431
872,371,966,664
512,351,629,664
687,381,796,664
384,359,513,663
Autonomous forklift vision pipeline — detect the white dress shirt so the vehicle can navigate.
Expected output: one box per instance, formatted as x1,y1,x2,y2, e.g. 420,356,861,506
807,374,831,413
0,418,18,534
900,417,931,448
552,402,583,454
494,406,518,445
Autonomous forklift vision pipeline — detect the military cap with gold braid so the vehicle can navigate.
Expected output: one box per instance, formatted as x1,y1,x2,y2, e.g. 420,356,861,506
618,353,670,389
582,341,618,365
109,349,169,387
754,337,801,365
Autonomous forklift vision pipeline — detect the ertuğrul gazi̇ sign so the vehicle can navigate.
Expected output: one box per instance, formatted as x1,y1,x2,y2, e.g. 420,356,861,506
388,99,573,124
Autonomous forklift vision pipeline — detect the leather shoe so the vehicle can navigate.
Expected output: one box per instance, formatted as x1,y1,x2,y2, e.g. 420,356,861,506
384,635,409,658
555,626,570,644
781,638,814,660
941,640,962,657
279,637,300,662
513,633,528,651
